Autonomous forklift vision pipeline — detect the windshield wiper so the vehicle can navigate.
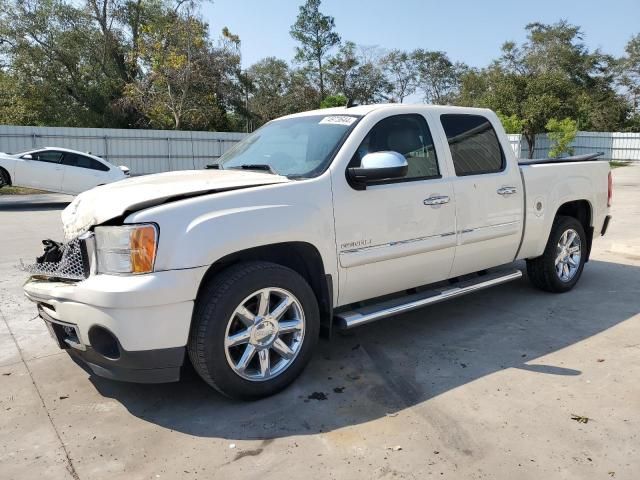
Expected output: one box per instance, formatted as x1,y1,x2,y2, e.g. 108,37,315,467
228,164,278,175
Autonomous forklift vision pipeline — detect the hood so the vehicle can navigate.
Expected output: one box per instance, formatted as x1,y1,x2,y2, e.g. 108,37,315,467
61,169,289,239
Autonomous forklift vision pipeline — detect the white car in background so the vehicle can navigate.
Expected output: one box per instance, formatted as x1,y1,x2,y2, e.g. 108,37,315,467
0,147,129,195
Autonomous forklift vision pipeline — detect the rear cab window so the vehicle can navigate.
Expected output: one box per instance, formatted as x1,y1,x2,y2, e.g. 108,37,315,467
440,114,505,176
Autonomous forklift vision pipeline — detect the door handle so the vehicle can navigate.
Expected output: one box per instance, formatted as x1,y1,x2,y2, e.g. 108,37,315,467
497,186,517,196
423,195,450,206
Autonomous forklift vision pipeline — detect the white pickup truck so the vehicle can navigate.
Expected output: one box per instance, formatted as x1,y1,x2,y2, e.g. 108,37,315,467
22,104,612,399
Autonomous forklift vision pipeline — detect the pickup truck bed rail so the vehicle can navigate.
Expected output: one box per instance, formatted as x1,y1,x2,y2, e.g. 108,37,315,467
518,152,604,166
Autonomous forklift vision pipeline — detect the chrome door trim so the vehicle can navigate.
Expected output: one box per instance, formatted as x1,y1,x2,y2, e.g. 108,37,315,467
339,232,457,268
497,186,517,196
423,195,450,206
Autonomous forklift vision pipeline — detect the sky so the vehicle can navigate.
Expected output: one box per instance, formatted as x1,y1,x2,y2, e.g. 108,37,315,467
202,0,640,69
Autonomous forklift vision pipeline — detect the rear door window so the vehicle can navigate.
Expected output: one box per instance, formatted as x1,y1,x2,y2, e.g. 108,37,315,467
62,153,110,171
440,114,504,176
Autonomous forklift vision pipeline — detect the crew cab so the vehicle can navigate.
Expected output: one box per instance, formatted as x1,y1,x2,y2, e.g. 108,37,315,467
0,147,129,194
22,104,612,399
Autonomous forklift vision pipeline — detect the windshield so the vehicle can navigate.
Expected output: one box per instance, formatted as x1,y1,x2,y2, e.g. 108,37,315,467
218,114,360,177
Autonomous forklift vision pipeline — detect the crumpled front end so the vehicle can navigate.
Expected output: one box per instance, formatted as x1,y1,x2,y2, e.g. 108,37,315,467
21,235,93,281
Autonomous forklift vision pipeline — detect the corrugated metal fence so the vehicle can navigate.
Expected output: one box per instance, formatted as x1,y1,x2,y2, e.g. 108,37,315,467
508,132,640,161
0,125,246,175
1,126,639,176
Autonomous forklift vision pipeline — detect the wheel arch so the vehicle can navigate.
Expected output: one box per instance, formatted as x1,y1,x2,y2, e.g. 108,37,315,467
554,199,593,261
196,242,334,338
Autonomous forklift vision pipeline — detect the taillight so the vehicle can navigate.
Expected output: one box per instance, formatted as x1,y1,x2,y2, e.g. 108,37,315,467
607,171,613,207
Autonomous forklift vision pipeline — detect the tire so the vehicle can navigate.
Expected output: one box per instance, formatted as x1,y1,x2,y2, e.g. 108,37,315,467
0,168,10,188
526,215,587,293
188,261,320,400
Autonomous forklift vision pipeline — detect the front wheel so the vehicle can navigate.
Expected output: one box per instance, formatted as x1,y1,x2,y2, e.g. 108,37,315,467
526,215,587,293
188,261,320,399
0,168,10,188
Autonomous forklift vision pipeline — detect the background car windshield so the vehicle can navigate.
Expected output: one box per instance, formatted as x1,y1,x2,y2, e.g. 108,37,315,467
218,115,359,177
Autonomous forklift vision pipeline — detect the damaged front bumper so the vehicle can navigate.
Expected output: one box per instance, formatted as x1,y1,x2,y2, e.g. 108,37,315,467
23,258,208,383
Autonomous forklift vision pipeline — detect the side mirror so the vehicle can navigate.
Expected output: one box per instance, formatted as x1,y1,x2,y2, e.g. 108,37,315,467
22,154,33,160
348,151,408,190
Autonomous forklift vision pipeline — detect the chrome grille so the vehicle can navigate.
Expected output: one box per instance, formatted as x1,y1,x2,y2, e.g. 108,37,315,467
21,238,90,281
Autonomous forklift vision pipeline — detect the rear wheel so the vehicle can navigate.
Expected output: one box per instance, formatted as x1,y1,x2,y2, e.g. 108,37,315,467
188,261,320,399
526,215,587,293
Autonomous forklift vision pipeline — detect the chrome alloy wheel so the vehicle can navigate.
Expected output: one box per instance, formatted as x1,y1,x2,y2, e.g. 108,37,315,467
555,228,582,282
224,287,305,381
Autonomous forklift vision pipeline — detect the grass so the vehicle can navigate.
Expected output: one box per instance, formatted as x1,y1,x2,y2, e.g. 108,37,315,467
0,186,48,195
610,160,631,169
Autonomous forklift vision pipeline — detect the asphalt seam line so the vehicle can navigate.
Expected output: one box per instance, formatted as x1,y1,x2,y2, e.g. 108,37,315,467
0,307,81,480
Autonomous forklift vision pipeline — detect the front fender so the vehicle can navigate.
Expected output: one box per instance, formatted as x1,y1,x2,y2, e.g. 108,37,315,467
0,156,17,182
125,178,338,280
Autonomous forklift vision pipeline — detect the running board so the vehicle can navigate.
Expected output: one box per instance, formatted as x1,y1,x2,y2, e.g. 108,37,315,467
335,269,523,329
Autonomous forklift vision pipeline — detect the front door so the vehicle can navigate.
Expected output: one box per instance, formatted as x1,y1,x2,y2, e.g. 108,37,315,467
439,113,524,277
331,113,457,306
14,150,64,191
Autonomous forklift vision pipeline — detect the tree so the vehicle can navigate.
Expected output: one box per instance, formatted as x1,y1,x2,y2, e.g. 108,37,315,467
0,0,127,126
546,118,577,157
325,41,358,97
319,94,347,108
246,57,291,124
290,0,340,102
381,49,416,103
497,112,525,134
122,10,240,130
325,42,390,104
457,21,627,157
618,34,640,130
413,50,466,104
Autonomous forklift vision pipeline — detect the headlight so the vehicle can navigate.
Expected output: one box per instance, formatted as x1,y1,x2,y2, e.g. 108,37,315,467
94,224,158,274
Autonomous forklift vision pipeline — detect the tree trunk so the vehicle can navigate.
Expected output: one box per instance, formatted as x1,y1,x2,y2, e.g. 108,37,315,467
318,55,324,101
525,133,535,159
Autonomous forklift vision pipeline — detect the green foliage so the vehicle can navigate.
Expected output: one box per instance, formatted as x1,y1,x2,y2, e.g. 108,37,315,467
122,9,239,130
381,50,417,103
0,3,638,136
412,50,466,104
290,0,340,100
320,94,347,108
497,112,525,134
325,43,389,104
619,34,640,130
545,118,578,157
457,21,629,157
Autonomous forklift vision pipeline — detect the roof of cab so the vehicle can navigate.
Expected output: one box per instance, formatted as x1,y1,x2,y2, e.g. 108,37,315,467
281,103,494,119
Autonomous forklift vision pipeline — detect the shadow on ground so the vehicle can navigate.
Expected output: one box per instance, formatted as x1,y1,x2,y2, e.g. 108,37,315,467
86,259,640,440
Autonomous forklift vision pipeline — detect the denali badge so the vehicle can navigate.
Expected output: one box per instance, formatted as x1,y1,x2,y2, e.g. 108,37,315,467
340,239,372,250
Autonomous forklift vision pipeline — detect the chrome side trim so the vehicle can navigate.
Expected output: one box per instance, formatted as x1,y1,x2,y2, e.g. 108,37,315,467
335,269,523,329
457,221,519,235
341,233,447,254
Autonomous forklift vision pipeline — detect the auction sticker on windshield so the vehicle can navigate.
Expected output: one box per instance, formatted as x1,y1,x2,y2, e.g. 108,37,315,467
319,116,357,126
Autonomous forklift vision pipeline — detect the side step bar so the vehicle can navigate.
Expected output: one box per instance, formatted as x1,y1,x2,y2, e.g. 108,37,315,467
335,269,522,329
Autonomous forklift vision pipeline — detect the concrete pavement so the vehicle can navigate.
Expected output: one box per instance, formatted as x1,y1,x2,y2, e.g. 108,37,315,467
1,170,639,479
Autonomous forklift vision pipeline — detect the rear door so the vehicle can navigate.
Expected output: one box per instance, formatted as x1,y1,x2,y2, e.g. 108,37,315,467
14,150,65,191
439,113,523,277
60,153,112,193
